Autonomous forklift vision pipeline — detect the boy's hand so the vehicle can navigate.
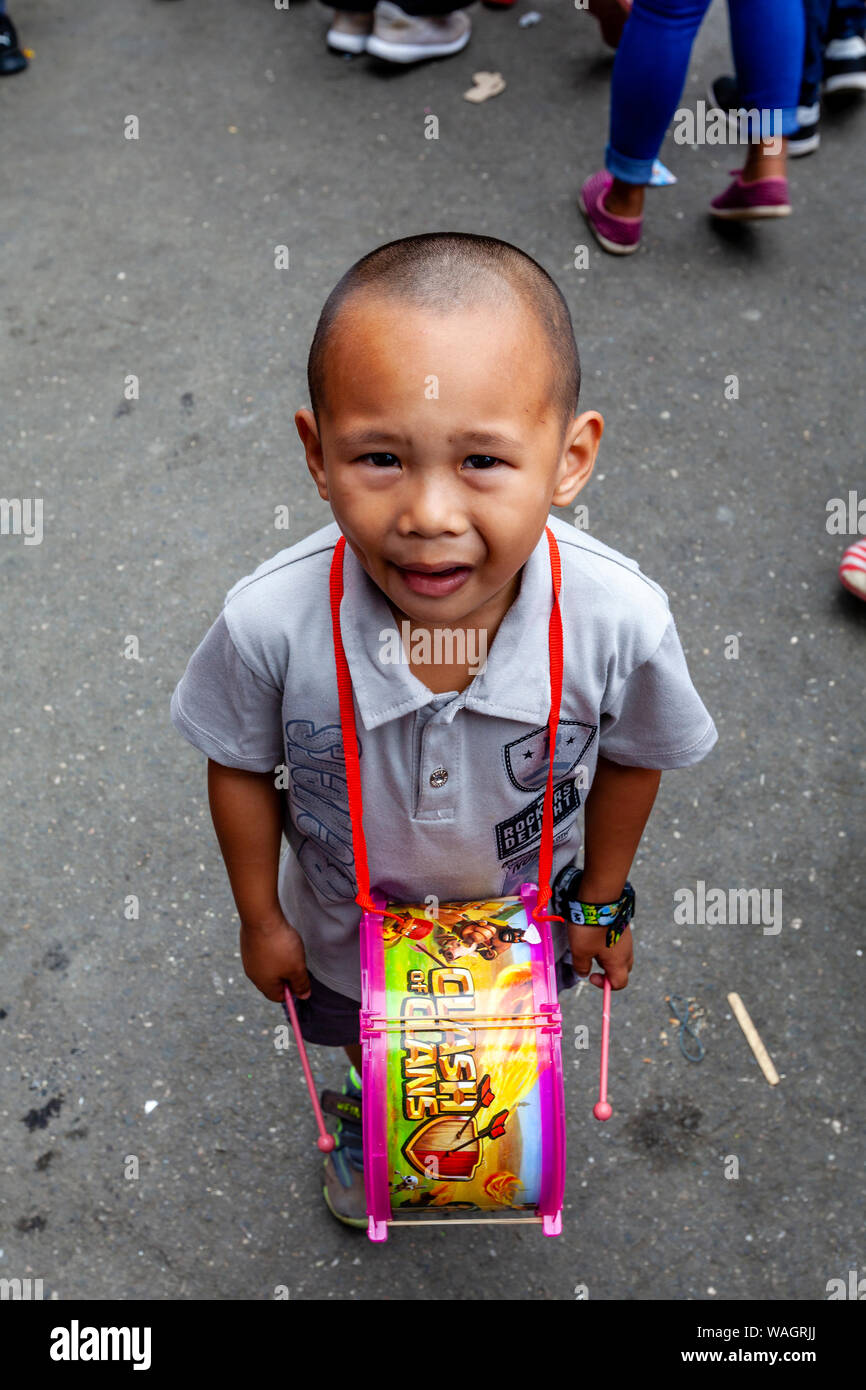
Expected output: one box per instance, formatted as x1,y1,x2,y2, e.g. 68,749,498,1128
240,912,311,1003
568,923,633,991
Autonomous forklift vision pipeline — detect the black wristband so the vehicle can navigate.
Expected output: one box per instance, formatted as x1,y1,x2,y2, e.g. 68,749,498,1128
553,865,635,948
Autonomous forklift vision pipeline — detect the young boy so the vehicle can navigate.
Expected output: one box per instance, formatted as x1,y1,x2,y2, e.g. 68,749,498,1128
169,232,717,1228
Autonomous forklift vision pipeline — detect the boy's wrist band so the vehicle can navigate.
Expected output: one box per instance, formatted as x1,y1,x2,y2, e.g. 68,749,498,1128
553,866,636,948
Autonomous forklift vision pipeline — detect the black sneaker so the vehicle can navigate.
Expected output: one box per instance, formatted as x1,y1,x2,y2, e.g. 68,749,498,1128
788,102,821,155
823,34,866,94
0,13,28,76
707,74,820,156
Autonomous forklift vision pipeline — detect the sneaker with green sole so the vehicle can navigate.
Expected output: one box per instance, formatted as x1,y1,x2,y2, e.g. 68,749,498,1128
320,1066,367,1229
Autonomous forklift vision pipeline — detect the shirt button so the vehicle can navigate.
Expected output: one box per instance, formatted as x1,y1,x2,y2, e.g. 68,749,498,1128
429,767,449,788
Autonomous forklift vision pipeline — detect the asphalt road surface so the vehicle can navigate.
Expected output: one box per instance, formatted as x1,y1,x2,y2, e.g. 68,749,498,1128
1,0,864,1301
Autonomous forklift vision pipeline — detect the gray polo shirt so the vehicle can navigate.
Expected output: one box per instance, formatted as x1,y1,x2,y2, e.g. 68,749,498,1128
170,514,717,1001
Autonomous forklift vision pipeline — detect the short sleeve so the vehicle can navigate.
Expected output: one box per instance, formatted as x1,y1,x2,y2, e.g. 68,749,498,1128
170,612,285,772
599,618,717,768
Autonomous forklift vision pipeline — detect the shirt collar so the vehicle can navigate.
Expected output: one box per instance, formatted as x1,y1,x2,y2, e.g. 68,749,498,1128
338,529,554,731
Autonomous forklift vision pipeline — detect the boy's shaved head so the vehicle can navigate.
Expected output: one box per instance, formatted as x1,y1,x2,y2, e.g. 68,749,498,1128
296,232,603,635
307,232,580,429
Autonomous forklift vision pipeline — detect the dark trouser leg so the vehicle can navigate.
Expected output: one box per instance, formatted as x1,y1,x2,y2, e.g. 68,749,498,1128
320,0,469,13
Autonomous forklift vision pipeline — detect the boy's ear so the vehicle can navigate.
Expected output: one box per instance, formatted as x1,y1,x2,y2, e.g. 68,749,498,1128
295,408,329,502
551,410,604,509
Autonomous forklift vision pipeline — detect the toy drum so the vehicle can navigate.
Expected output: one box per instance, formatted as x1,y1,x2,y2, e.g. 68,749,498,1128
360,882,566,1242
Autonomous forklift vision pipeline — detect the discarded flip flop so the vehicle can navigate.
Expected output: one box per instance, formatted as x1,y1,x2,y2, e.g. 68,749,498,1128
464,70,506,103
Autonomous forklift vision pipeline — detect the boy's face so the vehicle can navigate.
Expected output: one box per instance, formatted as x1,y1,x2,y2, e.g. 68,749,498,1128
296,290,602,632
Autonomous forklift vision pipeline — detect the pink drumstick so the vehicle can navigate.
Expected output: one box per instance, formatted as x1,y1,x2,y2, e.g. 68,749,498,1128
593,975,613,1121
282,985,335,1153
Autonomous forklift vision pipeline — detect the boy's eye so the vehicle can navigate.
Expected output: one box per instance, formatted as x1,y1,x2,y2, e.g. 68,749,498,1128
464,454,504,469
358,452,400,467
354,452,505,469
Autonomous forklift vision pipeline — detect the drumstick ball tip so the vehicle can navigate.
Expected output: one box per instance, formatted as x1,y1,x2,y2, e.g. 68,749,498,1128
593,1101,612,1121
318,1134,336,1152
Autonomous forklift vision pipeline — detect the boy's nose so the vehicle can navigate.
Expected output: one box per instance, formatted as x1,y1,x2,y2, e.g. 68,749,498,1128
397,481,466,537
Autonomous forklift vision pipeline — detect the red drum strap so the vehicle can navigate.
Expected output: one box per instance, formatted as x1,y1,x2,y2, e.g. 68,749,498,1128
328,528,565,927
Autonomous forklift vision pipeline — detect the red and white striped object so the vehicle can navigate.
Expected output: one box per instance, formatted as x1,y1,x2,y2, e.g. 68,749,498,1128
839,537,866,599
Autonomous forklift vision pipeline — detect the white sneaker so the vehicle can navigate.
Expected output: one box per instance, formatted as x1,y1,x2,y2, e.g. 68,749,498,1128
366,2,471,63
326,9,374,53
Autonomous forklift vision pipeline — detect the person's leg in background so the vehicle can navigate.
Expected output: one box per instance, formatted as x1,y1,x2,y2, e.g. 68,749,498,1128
0,0,29,77
578,0,712,252
788,0,865,154
801,0,832,110
603,0,713,217
579,0,805,251
823,0,866,91
723,0,805,184
323,0,472,62
829,0,866,32
708,2,825,156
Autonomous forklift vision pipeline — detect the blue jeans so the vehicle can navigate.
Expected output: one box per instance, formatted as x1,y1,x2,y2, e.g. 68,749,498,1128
605,0,806,183
802,0,866,103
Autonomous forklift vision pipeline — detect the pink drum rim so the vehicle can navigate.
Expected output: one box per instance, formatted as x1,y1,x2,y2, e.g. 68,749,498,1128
361,889,392,1232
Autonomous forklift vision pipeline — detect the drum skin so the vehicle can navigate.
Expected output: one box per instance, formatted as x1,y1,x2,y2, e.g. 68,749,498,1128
361,883,566,1240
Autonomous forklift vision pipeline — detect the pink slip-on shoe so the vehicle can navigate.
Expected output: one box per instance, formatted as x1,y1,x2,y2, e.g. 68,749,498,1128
710,169,791,219
578,170,643,255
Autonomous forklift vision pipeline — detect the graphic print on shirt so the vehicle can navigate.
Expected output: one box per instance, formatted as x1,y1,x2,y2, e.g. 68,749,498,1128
284,719,357,902
502,720,597,791
501,826,576,895
495,721,597,869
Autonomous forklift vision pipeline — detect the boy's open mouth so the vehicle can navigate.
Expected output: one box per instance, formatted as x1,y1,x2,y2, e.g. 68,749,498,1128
392,561,473,597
